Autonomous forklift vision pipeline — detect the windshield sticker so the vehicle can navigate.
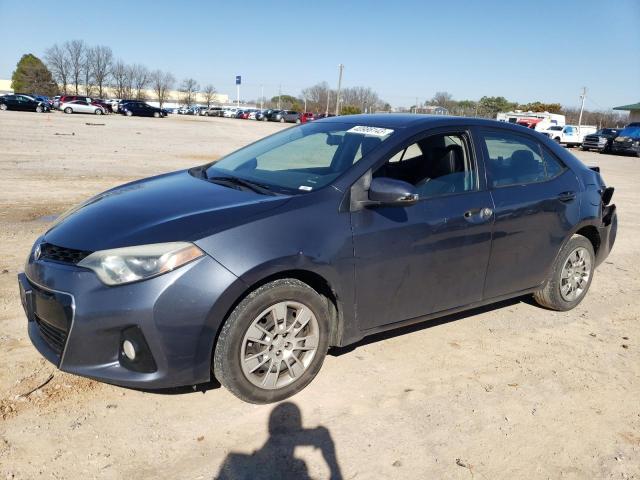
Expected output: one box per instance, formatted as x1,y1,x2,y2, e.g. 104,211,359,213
298,185,313,191
347,126,394,137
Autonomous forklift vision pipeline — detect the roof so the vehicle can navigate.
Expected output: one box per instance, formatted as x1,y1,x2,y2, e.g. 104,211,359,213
613,102,640,111
317,113,518,130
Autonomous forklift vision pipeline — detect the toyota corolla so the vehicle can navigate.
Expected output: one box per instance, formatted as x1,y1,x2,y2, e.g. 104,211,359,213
18,115,617,403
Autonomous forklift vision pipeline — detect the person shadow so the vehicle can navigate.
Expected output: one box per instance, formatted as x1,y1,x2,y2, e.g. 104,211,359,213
215,402,343,480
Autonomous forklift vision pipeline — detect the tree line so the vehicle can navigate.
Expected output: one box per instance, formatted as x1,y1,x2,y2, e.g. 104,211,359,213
38,40,218,108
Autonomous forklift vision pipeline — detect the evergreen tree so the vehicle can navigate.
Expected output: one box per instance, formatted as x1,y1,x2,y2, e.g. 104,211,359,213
11,54,58,95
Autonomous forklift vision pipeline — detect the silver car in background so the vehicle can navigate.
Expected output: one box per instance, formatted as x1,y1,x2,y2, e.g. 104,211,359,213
61,100,105,115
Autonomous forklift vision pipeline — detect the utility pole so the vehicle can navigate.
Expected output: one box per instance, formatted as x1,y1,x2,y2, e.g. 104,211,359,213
260,84,264,110
335,63,344,116
578,86,586,129
325,90,330,116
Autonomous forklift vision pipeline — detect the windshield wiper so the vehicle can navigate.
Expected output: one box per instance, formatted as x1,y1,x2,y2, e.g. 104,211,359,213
207,176,275,195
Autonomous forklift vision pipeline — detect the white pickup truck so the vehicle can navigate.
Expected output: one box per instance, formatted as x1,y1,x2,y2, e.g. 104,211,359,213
543,125,597,147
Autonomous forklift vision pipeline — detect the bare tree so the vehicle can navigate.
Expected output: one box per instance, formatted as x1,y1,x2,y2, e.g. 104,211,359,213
202,84,217,108
130,64,150,100
152,70,175,108
90,45,113,98
179,78,200,107
81,47,95,96
64,40,86,94
111,60,132,99
44,44,70,94
430,91,455,112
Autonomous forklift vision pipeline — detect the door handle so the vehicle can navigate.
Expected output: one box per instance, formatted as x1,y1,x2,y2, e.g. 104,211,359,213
557,191,576,202
464,207,493,224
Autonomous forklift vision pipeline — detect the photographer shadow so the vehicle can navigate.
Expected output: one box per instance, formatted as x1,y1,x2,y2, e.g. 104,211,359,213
215,402,342,480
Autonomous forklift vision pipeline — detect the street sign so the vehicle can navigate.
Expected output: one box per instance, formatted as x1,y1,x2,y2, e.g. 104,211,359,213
235,76,241,85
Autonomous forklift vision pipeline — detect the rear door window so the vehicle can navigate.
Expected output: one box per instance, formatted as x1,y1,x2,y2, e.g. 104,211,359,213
481,131,565,187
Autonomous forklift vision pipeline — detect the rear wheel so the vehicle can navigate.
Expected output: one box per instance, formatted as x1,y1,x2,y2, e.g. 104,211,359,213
533,235,595,311
0,103,7,111
153,111,160,118
94,109,103,115
64,107,72,114
214,279,330,404
125,110,132,117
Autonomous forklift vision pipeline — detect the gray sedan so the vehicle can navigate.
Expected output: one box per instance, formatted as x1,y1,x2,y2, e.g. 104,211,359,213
61,100,105,115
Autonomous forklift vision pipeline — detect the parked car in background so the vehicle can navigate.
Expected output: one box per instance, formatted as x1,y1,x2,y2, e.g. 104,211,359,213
582,128,621,153
544,125,597,147
300,112,315,123
271,110,300,123
256,109,275,121
61,99,106,115
611,123,640,157
19,115,617,403
120,101,167,117
205,107,224,117
0,94,51,112
52,96,61,108
58,95,91,109
223,108,239,118
90,99,113,113
315,113,336,119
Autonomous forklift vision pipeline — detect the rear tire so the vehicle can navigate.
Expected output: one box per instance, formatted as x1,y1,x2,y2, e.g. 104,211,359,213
214,279,330,404
153,112,160,118
125,110,132,117
94,109,103,115
0,103,7,111
533,235,595,311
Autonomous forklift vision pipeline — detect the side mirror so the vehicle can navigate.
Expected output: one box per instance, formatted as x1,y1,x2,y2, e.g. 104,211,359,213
368,177,419,207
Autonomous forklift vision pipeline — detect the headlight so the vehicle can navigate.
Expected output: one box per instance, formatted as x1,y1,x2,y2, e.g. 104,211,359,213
78,242,204,286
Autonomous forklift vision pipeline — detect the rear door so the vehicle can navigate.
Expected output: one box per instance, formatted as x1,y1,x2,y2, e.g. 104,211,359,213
352,129,495,330
478,128,581,298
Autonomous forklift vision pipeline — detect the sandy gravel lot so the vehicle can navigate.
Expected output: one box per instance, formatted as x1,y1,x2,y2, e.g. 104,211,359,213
0,111,638,479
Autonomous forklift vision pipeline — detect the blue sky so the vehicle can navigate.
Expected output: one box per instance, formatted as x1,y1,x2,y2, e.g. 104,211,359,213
0,0,638,109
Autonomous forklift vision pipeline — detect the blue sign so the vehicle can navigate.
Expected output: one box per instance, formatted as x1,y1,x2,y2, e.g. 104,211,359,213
235,75,241,85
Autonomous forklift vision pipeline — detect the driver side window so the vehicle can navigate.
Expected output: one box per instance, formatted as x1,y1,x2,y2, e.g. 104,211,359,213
374,132,477,198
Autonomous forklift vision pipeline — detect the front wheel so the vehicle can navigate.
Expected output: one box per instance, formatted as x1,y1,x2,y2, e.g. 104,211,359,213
153,112,160,118
94,109,103,115
533,235,595,311
0,103,7,111
64,107,73,114
36,105,43,113
214,279,330,404
125,110,132,117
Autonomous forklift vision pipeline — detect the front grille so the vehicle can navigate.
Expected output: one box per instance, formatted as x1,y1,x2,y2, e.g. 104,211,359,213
40,243,91,265
35,314,68,354
584,135,600,142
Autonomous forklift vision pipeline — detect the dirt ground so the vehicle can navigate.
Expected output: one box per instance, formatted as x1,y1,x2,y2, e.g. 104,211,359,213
0,110,638,479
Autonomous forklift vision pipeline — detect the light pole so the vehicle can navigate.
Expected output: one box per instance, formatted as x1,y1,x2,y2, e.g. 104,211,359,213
335,64,344,116
578,86,586,129
325,90,330,117
260,84,264,110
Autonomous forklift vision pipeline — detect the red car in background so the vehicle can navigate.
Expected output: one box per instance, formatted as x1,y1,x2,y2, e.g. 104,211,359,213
299,112,315,123
91,99,113,113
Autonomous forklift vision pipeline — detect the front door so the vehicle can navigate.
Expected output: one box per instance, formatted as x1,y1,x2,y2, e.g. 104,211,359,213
351,130,494,330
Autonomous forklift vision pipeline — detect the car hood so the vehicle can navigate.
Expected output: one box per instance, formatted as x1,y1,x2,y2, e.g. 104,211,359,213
44,170,290,251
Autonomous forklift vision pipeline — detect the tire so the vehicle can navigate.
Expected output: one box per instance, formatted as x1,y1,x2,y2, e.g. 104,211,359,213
554,137,561,144
214,279,330,404
279,117,285,123
153,112,160,118
36,105,43,113
125,110,132,117
533,234,595,311
263,117,268,121
580,146,587,151
64,107,72,114
94,109,103,115
0,104,7,111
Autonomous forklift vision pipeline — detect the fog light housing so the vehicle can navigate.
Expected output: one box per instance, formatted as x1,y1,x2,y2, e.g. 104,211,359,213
119,326,157,373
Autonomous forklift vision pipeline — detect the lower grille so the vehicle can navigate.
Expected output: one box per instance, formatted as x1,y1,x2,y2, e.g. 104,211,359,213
35,314,68,354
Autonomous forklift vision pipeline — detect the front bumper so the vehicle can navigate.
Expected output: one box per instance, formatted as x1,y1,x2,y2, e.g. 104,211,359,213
611,144,640,155
19,252,239,389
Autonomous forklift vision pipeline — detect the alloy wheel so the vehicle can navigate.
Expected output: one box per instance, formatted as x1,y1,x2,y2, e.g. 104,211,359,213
240,301,320,389
560,247,592,301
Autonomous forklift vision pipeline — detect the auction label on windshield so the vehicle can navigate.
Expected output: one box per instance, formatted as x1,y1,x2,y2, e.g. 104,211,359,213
347,126,394,137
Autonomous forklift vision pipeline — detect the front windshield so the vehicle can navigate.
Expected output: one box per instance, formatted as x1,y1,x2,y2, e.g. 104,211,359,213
619,126,640,137
206,122,394,193
548,126,562,131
